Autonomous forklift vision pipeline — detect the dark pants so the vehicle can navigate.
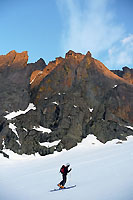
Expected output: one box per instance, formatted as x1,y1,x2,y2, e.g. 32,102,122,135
60,174,67,186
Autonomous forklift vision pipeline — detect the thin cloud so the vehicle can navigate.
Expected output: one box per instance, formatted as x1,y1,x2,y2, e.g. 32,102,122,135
122,34,133,46
105,34,133,68
57,0,133,69
57,0,124,59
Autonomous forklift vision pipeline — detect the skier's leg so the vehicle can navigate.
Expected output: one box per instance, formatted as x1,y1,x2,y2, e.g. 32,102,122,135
59,174,64,186
58,174,67,188
62,174,67,186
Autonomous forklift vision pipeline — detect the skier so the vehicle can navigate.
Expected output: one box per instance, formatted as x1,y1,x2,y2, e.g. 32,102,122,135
58,163,72,188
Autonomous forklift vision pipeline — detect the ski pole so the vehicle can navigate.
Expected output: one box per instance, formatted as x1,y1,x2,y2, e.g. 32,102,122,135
68,171,71,186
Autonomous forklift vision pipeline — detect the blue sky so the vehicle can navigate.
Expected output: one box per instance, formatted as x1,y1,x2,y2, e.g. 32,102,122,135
0,0,133,69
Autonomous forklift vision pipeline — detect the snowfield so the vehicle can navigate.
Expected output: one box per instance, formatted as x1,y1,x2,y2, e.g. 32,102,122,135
0,135,133,200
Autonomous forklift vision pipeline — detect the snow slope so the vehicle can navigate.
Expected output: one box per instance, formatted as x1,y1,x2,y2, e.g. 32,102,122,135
0,135,133,200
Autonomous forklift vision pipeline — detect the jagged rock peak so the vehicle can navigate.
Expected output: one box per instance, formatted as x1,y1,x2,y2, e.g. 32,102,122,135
65,50,77,58
65,50,84,61
112,66,133,84
0,50,28,67
86,51,92,57
35,58,46,66
55,57,64,65
30,57,64,89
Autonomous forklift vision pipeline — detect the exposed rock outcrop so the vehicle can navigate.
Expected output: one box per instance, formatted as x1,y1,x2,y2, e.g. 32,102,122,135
112,67,133,84
0,50,28,68
0,50,133,157
0,51,46,116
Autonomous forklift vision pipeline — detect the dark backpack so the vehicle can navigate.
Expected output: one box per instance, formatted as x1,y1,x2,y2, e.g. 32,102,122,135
60,165,65,174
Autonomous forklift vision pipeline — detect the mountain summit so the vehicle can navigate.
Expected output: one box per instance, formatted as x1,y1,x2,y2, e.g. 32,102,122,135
0,50,28,67
0,50,133,157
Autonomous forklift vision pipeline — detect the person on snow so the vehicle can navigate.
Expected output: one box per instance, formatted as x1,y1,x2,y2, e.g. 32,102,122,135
58,163,72,188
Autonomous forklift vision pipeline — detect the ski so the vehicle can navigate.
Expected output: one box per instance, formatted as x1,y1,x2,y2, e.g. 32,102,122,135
50,185,76,192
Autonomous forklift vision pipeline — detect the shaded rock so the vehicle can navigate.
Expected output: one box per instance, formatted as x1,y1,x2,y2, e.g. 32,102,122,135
116,141,123,144
61,135,77,150
87,120,132,143
20,134,40,155
0,51,47,117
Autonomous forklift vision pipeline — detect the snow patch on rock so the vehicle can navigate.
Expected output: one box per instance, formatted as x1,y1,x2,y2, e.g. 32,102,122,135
4,103,36,120
39,140,61,148
33,125,52,134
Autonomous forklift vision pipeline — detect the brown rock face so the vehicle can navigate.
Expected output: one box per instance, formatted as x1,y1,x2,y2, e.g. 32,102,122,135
112,67,133,84
12,51,28,67
0,49,133,157
30,57,64,89
65,50,84,63
31,50,133,124
0,50,28,67
0,51,46,115
31,50,133,123
30,50,85,90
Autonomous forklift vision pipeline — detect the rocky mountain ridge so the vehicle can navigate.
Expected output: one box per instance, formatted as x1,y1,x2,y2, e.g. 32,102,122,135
0,50,133,157
0,50,28,67
112,67,133,84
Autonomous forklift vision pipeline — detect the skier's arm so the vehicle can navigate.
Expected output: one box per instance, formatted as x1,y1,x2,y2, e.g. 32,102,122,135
68,168,72,173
